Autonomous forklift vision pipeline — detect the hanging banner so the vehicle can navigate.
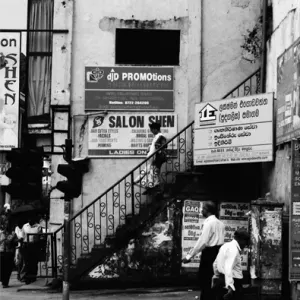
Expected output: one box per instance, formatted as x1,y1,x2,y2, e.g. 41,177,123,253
219,202,250,271
85,66,174,111
0,32,20,151
290,140,300,280
181,200,205,270
88,113,177,158
277,38,300,144
194,93,273,165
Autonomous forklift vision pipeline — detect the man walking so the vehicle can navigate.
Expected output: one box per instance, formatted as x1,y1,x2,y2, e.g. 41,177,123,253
212,230,250,300
182,201,225,300
20,217,42,284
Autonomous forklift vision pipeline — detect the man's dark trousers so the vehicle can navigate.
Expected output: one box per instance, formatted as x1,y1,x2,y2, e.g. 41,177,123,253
198,245,222,300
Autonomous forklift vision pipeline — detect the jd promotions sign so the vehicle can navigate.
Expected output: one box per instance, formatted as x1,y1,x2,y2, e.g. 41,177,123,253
88,112,178,158
85,66,174,111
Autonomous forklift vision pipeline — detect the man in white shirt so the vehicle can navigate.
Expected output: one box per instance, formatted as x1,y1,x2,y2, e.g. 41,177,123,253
20,217,42,284
182,201,225,300
212,229,250,300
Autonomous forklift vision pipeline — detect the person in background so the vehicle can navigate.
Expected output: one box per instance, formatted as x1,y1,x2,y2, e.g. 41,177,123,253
14,220,24,281
212,229,250,300
0,216,18,288
182,201,225,300
20,217,42,284
134,122,167,194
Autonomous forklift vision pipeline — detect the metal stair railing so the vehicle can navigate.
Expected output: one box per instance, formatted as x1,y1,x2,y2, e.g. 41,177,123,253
52,68,261,276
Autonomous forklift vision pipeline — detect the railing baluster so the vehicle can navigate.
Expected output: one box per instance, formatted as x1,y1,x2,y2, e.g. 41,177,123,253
131,172,135,215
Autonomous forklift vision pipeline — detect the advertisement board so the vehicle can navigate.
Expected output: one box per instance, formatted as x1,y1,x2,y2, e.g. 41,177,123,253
194,93,273,165
277,38,300,144
0,32,20,151
85,66,174,111
219,202,250,271
181,200,205,270
88,113,177,158
290,140,300,280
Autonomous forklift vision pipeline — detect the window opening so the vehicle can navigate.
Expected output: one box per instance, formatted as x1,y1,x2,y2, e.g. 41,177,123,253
115,29,180,66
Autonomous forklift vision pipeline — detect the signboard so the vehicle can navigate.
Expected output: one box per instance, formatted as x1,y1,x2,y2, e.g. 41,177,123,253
85,66,174,111
88,113,177,158
0,32,20,151
290,140,300,280
0,162,9,186
277,38,300,144
194,93,273,165
219,202,250,271
181,200,205,269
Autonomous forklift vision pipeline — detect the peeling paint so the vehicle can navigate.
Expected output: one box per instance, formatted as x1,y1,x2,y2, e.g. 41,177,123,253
61,45,67,52
98,16,190,34
231,0,250,9
78,116,88,157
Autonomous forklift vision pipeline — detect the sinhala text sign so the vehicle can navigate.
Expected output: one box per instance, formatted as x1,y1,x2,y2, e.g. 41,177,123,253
88,113,177,158
219,202,250,271
194,93,273,165
0,32,20,151
85,66,174,111
290,140,300,280
276,38,300,144
181,200,205,270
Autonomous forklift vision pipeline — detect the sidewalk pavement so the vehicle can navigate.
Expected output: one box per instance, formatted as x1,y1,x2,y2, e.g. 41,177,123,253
6,272,199,295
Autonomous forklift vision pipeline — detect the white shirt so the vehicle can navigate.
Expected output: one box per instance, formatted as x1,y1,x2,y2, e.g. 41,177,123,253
147,133,164,157
213,239,243,291
22,223,42,243
186,215,225,259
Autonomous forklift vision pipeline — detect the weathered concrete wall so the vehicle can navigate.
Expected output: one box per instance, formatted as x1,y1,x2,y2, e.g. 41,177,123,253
265,1,300,299
202,0,261,101
49,0,73,226
266,0,300,95
265,0,300,211
71,0,201,215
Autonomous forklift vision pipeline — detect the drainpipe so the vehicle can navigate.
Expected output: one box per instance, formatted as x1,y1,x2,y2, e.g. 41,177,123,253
200,0,204,101
260,0,268,93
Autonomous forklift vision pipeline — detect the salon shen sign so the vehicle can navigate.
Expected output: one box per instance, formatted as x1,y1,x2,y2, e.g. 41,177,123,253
0,33,20,151
88,112,178,158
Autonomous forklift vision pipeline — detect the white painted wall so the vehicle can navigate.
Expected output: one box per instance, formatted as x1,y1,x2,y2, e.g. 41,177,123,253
49,0,263,231
70,0,201,215
202,0,262,101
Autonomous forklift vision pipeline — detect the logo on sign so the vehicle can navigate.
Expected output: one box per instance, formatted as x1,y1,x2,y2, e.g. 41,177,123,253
86,67,104,82
107,69,119,82
199,104,218,126
92,116,105,128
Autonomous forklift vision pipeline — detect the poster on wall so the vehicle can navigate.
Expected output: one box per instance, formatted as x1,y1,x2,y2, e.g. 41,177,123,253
181,200,205,270
88,113,177,158
0,32,20,151
277,38,300,144
219,202,250,271
193,93,273,165
85,66,174,111
290,140,300,280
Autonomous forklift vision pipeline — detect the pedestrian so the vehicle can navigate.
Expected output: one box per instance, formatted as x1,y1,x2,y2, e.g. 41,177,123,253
14,220,24,281
20,217,42,284
212,229,250,300
0,217,18,288
134,121,167,194
182,201,225,300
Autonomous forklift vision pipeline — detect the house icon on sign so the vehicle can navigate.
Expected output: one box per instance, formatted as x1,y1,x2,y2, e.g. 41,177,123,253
199,104,218,125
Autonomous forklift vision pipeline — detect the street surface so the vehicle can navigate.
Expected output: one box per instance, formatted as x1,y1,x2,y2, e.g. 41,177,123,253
0,274,199,300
